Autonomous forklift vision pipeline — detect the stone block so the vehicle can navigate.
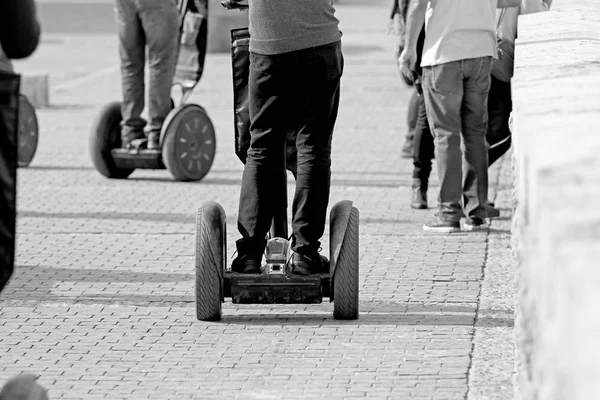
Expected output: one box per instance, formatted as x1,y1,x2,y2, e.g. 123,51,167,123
20,72,50,108
207,0,248,53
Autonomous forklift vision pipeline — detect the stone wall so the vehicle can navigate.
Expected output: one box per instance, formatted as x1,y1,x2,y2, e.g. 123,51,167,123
512,1,600,399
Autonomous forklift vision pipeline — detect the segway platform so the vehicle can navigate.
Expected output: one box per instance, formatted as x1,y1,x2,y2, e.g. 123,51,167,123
228,274,330,304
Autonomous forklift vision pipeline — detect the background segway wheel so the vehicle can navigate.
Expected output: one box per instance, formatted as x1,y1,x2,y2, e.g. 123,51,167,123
17,95,39,168
331,204,360,320
196,201,226,321
89,101,134,179
161,104,216,182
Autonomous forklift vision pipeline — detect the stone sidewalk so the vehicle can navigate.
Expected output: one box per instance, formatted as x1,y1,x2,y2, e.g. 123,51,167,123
1,1,516,399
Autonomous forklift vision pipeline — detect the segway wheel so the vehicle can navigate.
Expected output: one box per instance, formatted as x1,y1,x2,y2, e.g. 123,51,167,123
331,203,359,320
89,101,134,179
17,95,39,168
161,104,216,182
196,201,226,321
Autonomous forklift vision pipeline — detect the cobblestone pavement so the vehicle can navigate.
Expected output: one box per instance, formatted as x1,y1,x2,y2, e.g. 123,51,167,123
1,1,515,399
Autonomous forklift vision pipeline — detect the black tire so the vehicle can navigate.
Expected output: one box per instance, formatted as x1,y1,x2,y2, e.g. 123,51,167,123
89,101,134,179
332,206,359,320
196,202,226,321
162,104,216,182
17,95,39,168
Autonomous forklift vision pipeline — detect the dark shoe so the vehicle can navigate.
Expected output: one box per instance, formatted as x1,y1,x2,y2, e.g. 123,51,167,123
147,131,160,150
464,217,489,232
423,215,460,233
292,252,329,275
486,205,500,218
231,253,262,274
401,133,414,159
410,187,427,209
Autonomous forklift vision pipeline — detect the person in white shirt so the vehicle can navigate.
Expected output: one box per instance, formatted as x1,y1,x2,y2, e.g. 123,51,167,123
399,0,520,233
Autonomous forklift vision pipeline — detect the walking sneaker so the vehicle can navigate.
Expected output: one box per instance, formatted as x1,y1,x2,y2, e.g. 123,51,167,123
291,252,329,275
410,187,428,209
464,217,489,232
231,253,262,274
486,205,500,218
423,215,460,233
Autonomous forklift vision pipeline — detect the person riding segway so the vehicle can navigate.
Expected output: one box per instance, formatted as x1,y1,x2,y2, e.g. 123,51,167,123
194,0,359,321
89,0,216,182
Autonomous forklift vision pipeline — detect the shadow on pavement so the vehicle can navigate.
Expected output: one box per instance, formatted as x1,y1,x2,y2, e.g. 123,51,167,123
1,265,513,328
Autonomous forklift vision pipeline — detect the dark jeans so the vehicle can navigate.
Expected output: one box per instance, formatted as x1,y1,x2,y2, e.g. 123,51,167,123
115,0,179,140
412,91,434,187
237,41,344,255
422,57,492,221
487,76,512,166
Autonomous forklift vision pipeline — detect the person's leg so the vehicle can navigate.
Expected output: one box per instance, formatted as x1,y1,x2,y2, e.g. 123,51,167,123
411,91,434,209
461,56,492,228
288,41,343,274
140,0,179,149
487,76,513,166
421,61,464,231
402,89,419,158
114,0,146,147
235,51,284,272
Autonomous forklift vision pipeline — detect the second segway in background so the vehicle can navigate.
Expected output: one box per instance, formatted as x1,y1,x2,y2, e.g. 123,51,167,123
89,0,216,182
194,5,360,322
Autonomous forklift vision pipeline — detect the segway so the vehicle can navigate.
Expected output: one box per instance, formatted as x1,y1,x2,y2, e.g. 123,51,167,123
17,94,39,167
89,0,216,182
195,10,360,321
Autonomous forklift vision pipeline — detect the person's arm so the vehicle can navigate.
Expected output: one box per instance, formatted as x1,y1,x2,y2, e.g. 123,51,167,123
0,0,41,59
398,0,427,75
520,0,552,14
498,0,522,8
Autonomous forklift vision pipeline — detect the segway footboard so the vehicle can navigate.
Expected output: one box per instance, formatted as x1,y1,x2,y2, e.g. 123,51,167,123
111,149,164,170
225,274,331,304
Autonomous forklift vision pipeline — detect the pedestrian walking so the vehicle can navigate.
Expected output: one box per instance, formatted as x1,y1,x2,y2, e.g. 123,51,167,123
399,0,520,232
232,0,344,275
114,0,180,150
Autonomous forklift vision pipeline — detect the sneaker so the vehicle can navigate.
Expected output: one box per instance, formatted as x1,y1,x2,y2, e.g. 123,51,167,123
486,205,500,218
464,217,489,231
291,252,329,275
423,215,460,233
147,131,160,150
410,187,428,210
231,253,262,274
121,131,145,149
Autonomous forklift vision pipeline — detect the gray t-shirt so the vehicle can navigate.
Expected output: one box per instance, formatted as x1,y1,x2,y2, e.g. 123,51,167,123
249,0,342,55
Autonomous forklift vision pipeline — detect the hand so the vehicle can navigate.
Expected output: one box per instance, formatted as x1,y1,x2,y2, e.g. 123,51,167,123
398,46,417,84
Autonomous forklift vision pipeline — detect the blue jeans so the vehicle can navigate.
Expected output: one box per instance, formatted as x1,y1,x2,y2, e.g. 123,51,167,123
422,57,492,221
237,41,343,255
114,0,179,140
